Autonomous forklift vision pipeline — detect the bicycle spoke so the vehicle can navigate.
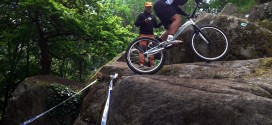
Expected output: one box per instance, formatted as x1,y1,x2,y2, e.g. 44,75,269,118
126,37,165,74
134,44,144,53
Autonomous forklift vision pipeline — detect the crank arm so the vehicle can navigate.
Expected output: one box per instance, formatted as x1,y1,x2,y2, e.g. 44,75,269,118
144,46,165,56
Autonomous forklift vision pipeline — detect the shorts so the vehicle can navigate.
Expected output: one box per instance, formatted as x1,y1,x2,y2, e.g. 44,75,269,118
154,0,177,29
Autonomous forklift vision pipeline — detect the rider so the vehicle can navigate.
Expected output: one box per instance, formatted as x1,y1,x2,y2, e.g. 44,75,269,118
135,2,161,68
154,0,189,44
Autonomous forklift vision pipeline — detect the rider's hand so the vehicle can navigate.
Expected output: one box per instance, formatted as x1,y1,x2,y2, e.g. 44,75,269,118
187,13,191,18
186,13,191,20
145,17,152,23
187,13,198,19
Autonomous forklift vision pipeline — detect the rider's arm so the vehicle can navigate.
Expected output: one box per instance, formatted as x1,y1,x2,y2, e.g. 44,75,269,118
135,14,146,27
171,0,189,17
176,7,189,16
153,16,162,28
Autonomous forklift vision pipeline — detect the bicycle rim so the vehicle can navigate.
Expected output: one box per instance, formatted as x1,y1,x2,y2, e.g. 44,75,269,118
191,26,229,61
126,37,164,74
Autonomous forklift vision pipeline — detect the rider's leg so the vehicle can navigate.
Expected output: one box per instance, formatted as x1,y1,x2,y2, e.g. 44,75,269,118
138,34,156,67
160,30,169,41
166,14,184,44
160,14,181,42
138,34,148,67
168,14,181,37
154,0,176,41
148,35,155,66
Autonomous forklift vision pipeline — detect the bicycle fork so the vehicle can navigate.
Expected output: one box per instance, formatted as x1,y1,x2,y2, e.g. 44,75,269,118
193,25,210,44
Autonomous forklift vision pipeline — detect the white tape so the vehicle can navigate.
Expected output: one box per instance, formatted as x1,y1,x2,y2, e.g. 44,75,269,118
101,73,118,125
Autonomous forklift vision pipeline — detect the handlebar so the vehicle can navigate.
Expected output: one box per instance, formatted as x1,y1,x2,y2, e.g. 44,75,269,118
189,4,200,19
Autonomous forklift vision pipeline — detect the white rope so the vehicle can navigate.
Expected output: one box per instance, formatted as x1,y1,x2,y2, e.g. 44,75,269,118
20,79,98,125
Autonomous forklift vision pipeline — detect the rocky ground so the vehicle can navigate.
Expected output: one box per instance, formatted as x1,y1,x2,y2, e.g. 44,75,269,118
75,58,272,125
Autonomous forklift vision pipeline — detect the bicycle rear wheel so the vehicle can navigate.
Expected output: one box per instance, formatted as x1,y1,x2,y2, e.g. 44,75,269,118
126,37,165,74
191,25,229,61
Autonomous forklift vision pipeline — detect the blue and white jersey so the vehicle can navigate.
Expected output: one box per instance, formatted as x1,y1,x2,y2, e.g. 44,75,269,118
165,0,174,4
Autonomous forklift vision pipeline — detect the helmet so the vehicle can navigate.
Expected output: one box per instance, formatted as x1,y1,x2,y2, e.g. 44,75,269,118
195,0,203,4
144,2,152,7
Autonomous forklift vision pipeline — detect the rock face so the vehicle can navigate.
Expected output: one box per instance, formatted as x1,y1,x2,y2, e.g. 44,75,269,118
76,57,272,125
73,62,132,125
5,59,272,125
3,75,83,125
108,75,272,125
247,2,272,21
73,80,109,125
257,0,272,4
165,14,272,64
220,3,240,17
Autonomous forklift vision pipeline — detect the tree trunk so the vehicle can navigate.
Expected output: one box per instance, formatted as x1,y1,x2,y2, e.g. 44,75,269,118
2,80,11,121
79,60,83,82
34,9,51,74
60,58,65,77
38,38,50,74
26,40,30,76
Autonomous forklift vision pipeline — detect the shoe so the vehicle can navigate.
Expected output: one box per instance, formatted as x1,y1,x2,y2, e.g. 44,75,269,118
167,35,184,45
139,64,144,68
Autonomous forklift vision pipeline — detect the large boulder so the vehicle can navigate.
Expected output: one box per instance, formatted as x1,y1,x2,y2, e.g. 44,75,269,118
73,80,108,125
73,61,133,125
165,14,272,64
257,0,272,4
246,1,272,21
107,75,272,125
3,75,83,125
220,3,241,17
75,57,272,125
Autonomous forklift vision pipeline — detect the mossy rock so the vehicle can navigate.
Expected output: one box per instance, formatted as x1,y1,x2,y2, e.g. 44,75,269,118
3,75,83,125
253,57,272,75
257,0,272,4
247,1,272,21
46,83,82,125
257,19,272,31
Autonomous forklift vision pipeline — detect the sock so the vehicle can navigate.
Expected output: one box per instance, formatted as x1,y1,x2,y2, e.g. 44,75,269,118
167,35,174,41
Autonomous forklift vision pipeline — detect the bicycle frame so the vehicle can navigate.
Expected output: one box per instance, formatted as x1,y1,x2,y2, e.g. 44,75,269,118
144,19,198,56
175,19,210,44
144,3,210,57
173,19,194,40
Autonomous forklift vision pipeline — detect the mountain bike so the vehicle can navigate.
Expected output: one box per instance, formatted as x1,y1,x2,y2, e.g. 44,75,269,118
126,1,229,74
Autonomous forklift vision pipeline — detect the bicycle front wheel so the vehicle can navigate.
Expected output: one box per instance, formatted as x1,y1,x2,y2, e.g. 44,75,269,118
125,37,165,74
191,26,229,61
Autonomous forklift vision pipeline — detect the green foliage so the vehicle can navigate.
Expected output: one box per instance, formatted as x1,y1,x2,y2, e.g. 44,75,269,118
0,0,133,121
46,83,82,125
104,0,163,34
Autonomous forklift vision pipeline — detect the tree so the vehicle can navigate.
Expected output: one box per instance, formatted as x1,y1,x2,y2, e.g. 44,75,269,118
0,0,133,122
